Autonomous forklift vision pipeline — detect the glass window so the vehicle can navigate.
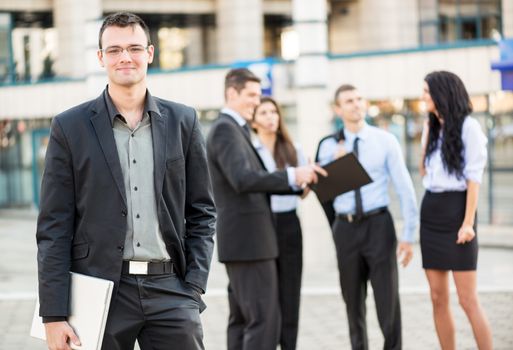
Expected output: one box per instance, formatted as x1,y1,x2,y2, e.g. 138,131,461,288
419,0,502,45
0,13,13,83
158,27,188,70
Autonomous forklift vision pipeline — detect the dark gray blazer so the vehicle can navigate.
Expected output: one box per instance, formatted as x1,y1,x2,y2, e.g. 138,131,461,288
36,90,216,317
206,113,294,262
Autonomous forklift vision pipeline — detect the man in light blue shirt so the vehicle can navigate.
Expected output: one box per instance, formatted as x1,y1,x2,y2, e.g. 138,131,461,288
317,84,418,350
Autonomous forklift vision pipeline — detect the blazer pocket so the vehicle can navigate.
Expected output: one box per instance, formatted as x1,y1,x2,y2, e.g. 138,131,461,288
71,242,89,260
166,156,185,170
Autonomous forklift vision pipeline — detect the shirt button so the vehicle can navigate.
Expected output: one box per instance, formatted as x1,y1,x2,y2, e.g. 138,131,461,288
121,209,127,216
133,159,137,164
136,214,140,219
136,242,141,247
134,186,138,191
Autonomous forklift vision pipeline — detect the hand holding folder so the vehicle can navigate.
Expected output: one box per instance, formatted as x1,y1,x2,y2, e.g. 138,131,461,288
31,272,114,350
311,152,372,203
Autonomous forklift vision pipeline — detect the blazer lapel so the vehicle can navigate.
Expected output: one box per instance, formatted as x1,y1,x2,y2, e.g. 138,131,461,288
151,111,167,203
220,113,267,170
90,95,127,206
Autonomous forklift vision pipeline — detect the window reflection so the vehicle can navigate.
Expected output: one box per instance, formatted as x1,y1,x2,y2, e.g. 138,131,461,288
419,0,501,45
158,27,188,70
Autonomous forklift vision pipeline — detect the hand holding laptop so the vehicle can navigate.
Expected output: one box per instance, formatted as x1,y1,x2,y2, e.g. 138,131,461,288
45,321,82,350
31,272,114,350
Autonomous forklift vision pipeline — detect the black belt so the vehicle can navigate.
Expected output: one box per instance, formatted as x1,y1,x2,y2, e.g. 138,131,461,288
336,206,387,223
122,260,174,275
275,209,297,216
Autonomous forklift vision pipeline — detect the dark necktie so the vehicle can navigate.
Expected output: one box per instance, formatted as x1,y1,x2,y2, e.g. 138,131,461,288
242,123,251,138
353,137,364,216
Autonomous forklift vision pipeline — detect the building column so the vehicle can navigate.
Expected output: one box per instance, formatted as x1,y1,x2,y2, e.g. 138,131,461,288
216,0,264,63
292,0,333,266
292,0,330,155
53,0,102,79
358,0,418,50
185,26,204,67
503,0,513,38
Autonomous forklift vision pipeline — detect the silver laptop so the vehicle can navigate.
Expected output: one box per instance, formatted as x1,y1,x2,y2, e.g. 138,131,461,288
31,272,114,350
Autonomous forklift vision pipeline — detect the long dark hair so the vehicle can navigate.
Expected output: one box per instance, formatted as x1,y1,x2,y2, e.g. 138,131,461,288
424,71,472,178
254,96,298,169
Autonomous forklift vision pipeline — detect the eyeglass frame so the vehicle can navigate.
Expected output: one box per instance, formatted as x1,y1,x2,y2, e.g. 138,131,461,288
99,45,151,58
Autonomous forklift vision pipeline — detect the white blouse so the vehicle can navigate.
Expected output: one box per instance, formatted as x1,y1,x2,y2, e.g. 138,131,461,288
422,116,488,192
253,139,307,213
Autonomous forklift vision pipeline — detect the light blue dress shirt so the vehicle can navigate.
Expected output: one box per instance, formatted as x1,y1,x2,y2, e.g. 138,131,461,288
422,116,487,192
221,107,297,188
253,139,307,213
317,123,419,242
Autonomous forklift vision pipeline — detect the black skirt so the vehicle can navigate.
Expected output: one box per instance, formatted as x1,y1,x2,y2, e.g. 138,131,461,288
420,190,478,271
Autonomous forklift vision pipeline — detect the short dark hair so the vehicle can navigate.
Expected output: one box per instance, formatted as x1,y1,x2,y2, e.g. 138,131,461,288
225,68,261,94
334,84,357,105
99,12,151,49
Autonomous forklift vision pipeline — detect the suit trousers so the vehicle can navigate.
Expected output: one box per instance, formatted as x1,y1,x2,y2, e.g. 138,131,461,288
332,210,402,350
225,260,280,350
101,273,204,350
275,211,303,350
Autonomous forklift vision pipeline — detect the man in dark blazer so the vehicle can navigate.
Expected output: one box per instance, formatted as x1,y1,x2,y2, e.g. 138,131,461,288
206,68,325,350
36,12,215,350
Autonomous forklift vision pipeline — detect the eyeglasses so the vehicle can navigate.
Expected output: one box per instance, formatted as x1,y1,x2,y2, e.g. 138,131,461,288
100,45,149,58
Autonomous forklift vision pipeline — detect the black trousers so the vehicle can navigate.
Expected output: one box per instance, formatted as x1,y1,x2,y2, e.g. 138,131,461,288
332,210,402,350
101,273,204,350
275,210,303,350
225,259,280,350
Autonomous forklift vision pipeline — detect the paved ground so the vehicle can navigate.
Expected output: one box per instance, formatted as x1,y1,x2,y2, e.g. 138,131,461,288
1,209,513,349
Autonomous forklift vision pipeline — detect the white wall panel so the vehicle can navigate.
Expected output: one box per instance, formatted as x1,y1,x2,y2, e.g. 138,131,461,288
0,45,502,119
0,81,86,119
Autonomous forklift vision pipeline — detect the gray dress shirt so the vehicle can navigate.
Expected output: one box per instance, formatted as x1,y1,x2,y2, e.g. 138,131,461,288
105,90,170,262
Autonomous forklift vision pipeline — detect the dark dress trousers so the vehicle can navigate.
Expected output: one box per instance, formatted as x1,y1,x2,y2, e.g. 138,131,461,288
207,113,295,350
332,210,401,350
275,210,303,350
36,90,216,350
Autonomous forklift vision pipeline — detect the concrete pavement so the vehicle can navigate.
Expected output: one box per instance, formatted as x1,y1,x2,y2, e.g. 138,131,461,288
1,209,513,349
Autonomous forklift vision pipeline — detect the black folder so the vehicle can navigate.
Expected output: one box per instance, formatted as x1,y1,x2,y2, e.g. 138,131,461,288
311,152,372,203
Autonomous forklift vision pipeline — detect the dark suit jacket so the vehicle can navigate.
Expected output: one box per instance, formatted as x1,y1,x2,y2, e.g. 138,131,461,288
207,113,294,263
36,89,216,318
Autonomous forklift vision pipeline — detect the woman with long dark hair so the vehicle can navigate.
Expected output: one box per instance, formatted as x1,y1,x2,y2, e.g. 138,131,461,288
252,96,307,350
420,71,492,349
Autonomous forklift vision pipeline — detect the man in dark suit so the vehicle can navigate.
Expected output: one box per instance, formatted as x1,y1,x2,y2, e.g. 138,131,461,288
206,68,326,350
36,12,216,350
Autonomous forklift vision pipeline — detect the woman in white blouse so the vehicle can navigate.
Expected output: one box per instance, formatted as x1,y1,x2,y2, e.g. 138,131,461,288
420,71,492,350
252,96,307,350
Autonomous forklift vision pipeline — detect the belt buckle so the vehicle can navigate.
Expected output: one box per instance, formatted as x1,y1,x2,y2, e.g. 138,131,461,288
347,214,353,223
129,261,148,275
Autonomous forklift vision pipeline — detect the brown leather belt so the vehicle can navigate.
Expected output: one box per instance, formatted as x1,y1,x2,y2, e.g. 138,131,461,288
336,206,387,223
121,260,174,275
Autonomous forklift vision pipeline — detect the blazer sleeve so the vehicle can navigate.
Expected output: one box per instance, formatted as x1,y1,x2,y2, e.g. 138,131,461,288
183,113,216,292
36,117,75,317
210,122,292,194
